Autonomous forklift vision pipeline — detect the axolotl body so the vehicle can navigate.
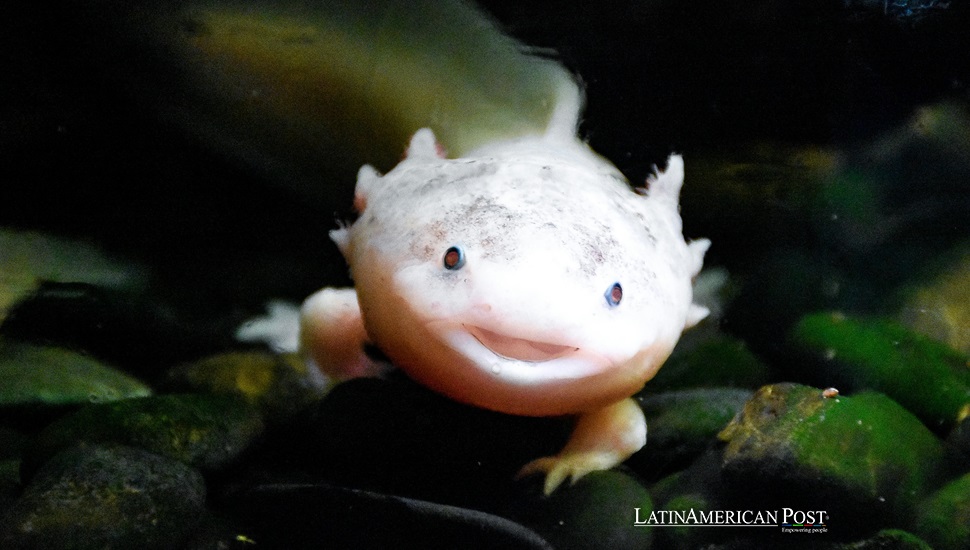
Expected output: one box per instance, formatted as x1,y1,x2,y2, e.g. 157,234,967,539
300,99,709,494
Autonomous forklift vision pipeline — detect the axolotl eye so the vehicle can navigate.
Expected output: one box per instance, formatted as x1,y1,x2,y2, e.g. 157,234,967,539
605,282,623,307
443,246,465,270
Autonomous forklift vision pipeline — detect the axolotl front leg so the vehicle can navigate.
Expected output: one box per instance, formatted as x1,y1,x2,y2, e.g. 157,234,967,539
300,287,385,380
518,398,646,495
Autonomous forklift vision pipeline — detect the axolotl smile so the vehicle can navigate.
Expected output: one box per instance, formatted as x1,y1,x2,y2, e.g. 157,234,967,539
439,322,608,378
465,325,579,363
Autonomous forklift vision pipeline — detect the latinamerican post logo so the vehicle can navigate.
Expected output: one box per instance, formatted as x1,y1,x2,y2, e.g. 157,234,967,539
634,507,828,533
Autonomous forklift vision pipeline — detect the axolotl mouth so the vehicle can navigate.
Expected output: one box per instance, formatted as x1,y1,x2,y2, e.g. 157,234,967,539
464,325,578,362
428,323,616,384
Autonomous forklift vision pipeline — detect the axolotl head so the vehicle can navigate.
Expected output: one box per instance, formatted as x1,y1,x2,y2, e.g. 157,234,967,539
333,129,709,417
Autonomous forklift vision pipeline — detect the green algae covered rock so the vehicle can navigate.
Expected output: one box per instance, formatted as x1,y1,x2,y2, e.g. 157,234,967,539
629,387,752,478
0,339,151,407
789,312,970,431
718,384,945,528
23,393,264,477
1,444,205,549
510,470,654,550
166,351,326,422
649,334,772,391
656,491,717,550
646,451,730,549
913,472,970,549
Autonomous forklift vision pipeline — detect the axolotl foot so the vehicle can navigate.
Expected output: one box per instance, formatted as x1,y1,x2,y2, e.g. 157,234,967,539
517,398,647,495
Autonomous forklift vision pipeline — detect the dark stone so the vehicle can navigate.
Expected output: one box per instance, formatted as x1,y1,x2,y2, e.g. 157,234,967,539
227,482,553,550
508,470,654,550
179,512,262,550
297,376,572,510
0,426,29,461
0,444,206,549
837,529,933,550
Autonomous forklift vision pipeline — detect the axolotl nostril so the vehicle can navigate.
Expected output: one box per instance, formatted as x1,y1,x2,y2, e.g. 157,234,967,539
300,89,710,495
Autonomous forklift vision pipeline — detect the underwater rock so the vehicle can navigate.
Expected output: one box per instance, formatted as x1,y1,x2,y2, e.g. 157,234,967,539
22,393,264,478
945,415,970,466
0,228,146,326
788,311,970,431
228,482,553,550
165,350,326,423
698,529,933,550
655,491,714,550
0,427,26,515
648,334,771,391
0,459,19,522
178,512,260,550
1,281,237,378
303,376,571,509
718,384,945,530
646,451,728,550
0,444,206,549
836,529,932,550
0,425,28,462
0,338,151,408
509,470,653,550
628,387,751,479
913,472,970,550
897,246,970,355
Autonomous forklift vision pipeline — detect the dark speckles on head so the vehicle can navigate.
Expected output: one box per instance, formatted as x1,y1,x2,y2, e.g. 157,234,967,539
387,155,655,284
479,235,496,254
573,219,620,277
430,221,447,241
449,196,517,259
582,240,606,269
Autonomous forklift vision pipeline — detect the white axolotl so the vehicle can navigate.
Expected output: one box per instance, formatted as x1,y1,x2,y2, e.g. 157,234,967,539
300,91,710,494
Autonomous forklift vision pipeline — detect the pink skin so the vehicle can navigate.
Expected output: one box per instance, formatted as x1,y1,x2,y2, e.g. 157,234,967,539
301,129,706,494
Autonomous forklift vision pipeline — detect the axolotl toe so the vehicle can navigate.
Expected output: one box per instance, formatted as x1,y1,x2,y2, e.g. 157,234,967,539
301,106,709,495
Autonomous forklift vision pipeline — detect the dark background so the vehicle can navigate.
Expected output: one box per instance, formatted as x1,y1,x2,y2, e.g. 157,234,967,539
1,0,967,314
